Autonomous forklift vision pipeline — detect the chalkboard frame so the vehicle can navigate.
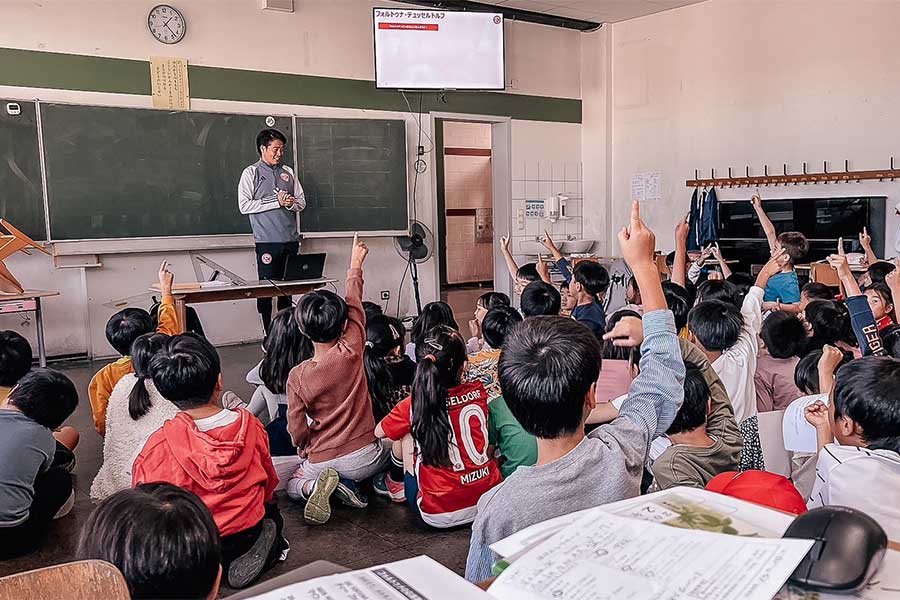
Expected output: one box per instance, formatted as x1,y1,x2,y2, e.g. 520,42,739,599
29,100,411,254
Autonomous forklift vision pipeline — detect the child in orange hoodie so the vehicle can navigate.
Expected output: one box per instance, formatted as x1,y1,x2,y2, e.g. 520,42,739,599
132,334,286,590
88,261,179,435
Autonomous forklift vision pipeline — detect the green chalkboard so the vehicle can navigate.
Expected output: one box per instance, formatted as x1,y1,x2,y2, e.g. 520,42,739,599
41,104,290,240
0,100,46,240
296,118,409,233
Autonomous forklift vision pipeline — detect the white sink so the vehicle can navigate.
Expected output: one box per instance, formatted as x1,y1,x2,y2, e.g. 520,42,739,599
518,240,547,255
559,239,595,254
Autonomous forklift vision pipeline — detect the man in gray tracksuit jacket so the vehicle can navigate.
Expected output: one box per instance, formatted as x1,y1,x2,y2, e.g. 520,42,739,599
238,128,306,334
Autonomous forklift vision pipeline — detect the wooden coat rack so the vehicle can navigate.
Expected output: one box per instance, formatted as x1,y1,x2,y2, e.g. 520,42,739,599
686,159,900,188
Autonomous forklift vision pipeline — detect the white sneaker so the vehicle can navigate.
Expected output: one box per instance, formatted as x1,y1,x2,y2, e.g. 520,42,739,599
221,391,248,410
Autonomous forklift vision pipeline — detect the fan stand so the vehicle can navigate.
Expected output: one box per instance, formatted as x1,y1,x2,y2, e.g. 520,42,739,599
409,251,423,315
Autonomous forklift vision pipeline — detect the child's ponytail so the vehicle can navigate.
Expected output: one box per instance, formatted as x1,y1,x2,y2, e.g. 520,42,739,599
128,333,168,420
411,325,466,468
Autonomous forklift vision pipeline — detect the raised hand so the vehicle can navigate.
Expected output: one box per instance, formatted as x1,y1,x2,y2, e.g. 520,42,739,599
826,253,851,279
818,344,844,376
602,316,644,348
675,213,690,247
350,232,368,269
750,193,762,209
618,201,657,269
859,227,872,248
805,401,831,430
158,260,174,295
500,235,511,253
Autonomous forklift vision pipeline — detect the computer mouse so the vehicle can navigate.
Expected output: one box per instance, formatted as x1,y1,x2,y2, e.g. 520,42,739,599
783,506,888,594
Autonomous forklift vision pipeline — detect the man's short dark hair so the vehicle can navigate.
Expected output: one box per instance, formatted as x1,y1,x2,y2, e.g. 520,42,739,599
77,483,222,600
573,262,610,296
688,300,743,352
295,290,348,343
499,316,601,439
833,357,900,453
760,311,807,359
802,282,833,301
520,281,561,317
516,263,540,282
866,261,897,285
256,128,287,155
662,281,691,332
149,334,220,410
666,363,709,435
697,279,738,307
777,231,809,264
9,368,78,429
481,305,522,349
0,330,32,387
106,308,153,356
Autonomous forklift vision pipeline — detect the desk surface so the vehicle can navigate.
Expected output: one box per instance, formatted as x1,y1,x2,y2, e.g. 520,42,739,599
0,290,60,301
151,278,336,297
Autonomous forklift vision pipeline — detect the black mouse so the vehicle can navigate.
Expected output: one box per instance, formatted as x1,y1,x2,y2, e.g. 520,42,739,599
783,506,888,594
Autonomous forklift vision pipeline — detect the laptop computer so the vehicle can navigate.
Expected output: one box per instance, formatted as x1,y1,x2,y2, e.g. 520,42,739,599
283,252,327,281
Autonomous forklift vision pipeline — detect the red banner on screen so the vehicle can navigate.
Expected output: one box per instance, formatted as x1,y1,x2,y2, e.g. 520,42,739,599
378,23,439,31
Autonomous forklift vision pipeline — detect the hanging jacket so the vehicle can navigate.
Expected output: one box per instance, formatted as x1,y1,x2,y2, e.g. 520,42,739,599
687,187,719,251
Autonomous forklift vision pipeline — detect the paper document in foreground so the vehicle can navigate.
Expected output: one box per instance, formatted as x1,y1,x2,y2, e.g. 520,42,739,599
490,487,795,559
489,510,813,600
247,555,491,600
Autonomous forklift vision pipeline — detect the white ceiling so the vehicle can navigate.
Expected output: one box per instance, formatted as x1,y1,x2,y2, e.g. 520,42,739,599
483,0,707,24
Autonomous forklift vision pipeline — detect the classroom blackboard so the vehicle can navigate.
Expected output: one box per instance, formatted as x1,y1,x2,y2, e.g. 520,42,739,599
296,118,409,233
0,100,46,240
41,104,289,240
37,104,409,241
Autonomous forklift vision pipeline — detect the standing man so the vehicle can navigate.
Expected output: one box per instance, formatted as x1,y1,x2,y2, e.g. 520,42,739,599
239,129,306,334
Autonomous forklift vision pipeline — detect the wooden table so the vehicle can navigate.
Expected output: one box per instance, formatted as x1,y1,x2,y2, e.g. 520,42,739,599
0,290,58,367
151,279,336,333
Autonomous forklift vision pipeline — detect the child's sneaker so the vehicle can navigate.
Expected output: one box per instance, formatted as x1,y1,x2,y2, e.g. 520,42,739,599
221,391,248,410
334,477,369,508
373,473,406,503
227,518,276,589
303,468,339,525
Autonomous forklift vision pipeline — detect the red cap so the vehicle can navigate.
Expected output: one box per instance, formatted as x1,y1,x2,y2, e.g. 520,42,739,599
705,470,808,516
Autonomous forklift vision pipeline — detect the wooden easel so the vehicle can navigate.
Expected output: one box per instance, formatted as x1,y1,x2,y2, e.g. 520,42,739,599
0,219,50,294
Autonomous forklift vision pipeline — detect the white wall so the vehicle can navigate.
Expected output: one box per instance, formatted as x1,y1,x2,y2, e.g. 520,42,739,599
582,0,900,253
1,0,583,357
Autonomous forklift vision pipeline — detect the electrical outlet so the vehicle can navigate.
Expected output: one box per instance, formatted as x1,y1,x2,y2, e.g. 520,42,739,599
381,290,391,301
417,145,425,156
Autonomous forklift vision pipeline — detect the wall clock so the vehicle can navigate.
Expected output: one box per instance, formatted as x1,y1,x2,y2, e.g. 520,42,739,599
148,5,186,44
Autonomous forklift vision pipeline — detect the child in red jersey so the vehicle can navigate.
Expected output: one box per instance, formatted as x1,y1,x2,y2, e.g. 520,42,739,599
376,325,501,528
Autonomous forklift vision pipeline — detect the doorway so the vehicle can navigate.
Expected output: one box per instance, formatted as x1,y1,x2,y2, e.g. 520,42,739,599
435,119,497,326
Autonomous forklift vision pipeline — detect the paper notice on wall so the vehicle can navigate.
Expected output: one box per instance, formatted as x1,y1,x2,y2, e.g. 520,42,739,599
150,56,190,110
632,172,661,203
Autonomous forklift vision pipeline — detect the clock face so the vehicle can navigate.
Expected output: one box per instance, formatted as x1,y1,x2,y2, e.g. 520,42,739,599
148,5,186,44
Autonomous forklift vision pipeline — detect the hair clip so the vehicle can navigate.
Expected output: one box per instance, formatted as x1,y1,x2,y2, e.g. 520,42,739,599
389,324,400,339
365,340,374,348
424,338,444,351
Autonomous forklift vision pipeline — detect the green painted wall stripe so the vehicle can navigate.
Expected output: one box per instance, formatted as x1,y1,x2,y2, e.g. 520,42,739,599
0,48,581,123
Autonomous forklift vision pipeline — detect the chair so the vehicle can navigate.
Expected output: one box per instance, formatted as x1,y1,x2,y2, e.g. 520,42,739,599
757,410,792,477
810,261,844,294
0,560,129,600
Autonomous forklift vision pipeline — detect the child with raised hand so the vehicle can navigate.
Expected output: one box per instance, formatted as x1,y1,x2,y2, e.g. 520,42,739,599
405,301,459,360
805,357,900,539
365,315,416,422
465,201,685,583
78,483,223,600
541,231,609,337
91,332,178,500
133,334,286,589
500,235,540,296
376,325,502,528
827,250,886,356
750,193,809,307
0,369,79,558
88,260,179,436
286,235,392,524
687,249,786,471
246,308,313,456
520,280,561,317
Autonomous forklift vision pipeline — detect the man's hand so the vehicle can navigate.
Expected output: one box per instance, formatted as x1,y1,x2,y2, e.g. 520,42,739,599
158,260,174,296
675,214,690,248
602,316,644,348
350,233,368,269
618,201,657,269
805,401,831,430
277,190,294,208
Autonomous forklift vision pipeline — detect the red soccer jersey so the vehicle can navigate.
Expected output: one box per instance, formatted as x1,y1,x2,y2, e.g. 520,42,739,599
380,381,502,528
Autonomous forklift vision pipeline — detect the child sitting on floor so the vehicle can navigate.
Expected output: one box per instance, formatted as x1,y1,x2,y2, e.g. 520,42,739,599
377,325,502,528
246,308,313,456
78,483,222,600
465,305,536,477
88,261,179,435
541,233,609,337
0,369,79,558
365,314,416,422
286,236,391,523
405,301,459,360
520,281,561,317
466,291,510,353
465,202,685,582
687,250,786,471
91,333,178,500
132,334,286,589
755,311,806,412
805,357,900,539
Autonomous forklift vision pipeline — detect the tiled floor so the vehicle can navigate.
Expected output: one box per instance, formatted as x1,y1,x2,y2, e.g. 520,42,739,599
0,344,473,596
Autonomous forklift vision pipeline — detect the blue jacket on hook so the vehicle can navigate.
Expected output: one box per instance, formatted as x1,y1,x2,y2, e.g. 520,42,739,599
687,187,718,251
